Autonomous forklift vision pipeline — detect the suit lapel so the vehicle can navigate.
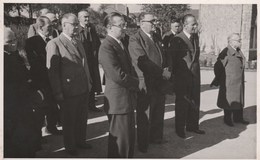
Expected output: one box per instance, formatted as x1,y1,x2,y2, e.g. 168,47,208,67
59,34,82,62
178,32,195,62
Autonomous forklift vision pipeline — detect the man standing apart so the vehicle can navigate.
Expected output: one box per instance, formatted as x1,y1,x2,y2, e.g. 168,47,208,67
46,13,92,156
78,10,102,112
211,33,249,127
168,14,205,138
99,12,139,158
128,12,171,153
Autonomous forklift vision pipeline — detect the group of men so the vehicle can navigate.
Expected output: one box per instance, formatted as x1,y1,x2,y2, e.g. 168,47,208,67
4,7,249,158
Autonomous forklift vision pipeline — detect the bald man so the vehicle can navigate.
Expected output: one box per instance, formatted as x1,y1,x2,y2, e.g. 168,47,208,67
211,33,249,127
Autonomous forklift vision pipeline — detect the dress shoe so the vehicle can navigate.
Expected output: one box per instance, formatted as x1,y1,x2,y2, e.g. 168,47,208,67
77,143,92,149
186,129,206,134
65,149,78,156
46,128,62,135
224,120,234,127
89,107,102,112
234,120,249,125
176,131,186,138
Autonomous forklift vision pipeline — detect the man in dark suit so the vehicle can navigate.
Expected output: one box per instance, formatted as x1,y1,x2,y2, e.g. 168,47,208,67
128,12,171,153
28,8,50,38
99,12,139,158
25,16,61,136
168,14,205,138
162,17,181,51
46,13,92,156
78,10,102,112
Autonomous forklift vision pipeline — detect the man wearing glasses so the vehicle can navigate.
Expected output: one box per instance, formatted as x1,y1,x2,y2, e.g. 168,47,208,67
78,10,102,112
99,12,139,158
128,12,171,153
46,13,92,156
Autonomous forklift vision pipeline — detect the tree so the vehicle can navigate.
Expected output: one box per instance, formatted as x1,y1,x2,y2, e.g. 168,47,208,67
142,4,190,33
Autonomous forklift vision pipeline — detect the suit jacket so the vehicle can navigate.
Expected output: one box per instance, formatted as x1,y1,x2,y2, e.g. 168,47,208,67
162,31,176,49
78,24,102,92
28,23,38,38
168,31,200,104
25,35,50,91
128,29,169,94
99,35,138,114
46,33,92,100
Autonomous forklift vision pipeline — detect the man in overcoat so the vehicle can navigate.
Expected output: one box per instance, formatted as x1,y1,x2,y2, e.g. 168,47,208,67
211,33,249,126
168,14,205,138
128,12,171,153
46,13,92,156
77,10,102,112
99,12,139,158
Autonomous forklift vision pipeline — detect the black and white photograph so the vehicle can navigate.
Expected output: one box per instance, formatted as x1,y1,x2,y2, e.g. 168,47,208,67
2,1,258,159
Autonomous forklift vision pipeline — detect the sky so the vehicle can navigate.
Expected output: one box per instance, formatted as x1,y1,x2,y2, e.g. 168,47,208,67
90,4,200,13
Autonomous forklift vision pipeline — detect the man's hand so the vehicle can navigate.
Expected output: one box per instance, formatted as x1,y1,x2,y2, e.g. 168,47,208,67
162,68,171,80
139,79,147,93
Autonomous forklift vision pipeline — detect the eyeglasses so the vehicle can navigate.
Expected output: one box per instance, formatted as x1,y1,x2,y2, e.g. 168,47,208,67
112,23,127,29
142,19,157,25
64,22,79,27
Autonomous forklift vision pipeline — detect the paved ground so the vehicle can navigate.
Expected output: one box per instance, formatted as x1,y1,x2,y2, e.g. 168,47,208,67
36,70,257,159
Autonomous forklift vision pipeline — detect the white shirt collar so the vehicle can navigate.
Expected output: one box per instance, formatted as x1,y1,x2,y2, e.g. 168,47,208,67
108,34,121,44
62,32,72,41
171,30,177,35
183,30,191,39
141,29,152,39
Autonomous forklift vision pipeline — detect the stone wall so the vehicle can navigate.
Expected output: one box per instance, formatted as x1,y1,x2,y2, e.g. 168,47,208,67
199,4,252,60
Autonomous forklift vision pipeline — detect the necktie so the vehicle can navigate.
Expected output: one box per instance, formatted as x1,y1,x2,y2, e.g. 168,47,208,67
84,26,92,42
119,41,125,51
190,34,195,47
45,37,51,43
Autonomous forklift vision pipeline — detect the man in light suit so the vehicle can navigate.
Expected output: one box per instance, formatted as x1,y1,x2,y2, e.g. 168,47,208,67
128,12,171,153
78,10,102,112
99,12,139,158
46,13,92,156
168,14,205,138
28,8,50,38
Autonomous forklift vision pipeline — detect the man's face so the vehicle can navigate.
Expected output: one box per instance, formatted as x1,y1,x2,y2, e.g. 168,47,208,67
40,20,53,37
141,14,156,34
110,16,126,39
4,29,17,52
79,11,90,26
184,17,198,34
171,22,181,34
63,16,79,37
230,35,242,49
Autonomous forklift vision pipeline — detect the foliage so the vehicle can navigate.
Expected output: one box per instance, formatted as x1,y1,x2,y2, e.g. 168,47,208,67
141,4,190,33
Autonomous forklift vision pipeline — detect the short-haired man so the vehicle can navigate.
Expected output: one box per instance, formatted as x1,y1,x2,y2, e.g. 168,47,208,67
211,33,249,126
128,12,171,153
45,13,61,38
25,16,62,137
162,17,181,50
168,14,205,138
78,10,102,112
99,12,138,158
46,13,92,156
28,8,50,38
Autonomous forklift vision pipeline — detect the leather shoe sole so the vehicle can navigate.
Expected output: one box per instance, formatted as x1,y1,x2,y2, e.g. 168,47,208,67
186,129,206,134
